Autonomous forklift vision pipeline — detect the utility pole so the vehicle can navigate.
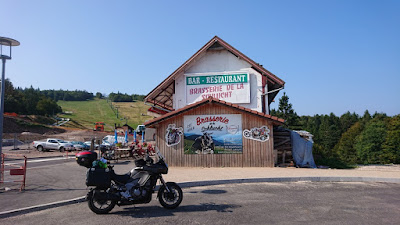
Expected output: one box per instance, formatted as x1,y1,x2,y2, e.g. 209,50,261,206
0,37,20,182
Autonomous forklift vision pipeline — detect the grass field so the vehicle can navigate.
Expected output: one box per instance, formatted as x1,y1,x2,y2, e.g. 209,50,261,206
57,98,153,131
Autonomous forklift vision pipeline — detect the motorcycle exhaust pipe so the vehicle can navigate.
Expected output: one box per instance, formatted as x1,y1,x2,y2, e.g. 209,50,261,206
107,193,121,201
93,191,121,201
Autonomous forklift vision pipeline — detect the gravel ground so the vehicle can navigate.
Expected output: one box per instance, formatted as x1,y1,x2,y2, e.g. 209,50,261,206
2,129,400,177
3,146,400,175
2,129,113,158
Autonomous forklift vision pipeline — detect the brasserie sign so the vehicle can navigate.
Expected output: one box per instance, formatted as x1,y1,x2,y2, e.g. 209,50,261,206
185,73,250,104
184,114,243,154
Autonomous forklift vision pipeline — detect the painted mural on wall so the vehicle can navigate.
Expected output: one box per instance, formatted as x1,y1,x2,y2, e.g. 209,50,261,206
242,126,270,142
165,124,183,147
183,114,242,154
185,72,250,104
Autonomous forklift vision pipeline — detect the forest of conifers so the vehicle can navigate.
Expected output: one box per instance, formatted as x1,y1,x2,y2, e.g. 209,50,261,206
4,79,145,116
271,93,400,168
4,78,399,167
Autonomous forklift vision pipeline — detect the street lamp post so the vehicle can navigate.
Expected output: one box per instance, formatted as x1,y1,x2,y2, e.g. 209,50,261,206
0,37,20,159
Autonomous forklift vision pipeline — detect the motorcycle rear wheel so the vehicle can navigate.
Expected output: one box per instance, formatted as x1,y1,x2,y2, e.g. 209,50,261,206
158,182,183,209
87,190,116,214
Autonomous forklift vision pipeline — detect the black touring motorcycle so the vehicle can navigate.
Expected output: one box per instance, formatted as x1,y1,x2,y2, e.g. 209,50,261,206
76,149,183,214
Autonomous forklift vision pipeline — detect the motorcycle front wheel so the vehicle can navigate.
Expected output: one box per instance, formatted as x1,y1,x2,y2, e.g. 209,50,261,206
87,189,116,214
158,182,183,209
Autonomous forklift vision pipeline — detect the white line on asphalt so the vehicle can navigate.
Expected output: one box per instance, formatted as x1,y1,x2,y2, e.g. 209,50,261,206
4,157,75,166
0,196,86,216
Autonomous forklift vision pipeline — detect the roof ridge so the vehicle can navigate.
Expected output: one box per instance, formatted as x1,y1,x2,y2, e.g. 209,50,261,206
145,36,285,109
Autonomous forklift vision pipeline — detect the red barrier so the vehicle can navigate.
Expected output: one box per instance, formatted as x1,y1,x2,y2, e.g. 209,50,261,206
63,151,76,159
4,112,18,117
0,153,27,191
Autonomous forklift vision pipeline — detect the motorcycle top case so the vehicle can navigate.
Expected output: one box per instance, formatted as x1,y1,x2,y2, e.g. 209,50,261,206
86,167,111,189
76,151,98,168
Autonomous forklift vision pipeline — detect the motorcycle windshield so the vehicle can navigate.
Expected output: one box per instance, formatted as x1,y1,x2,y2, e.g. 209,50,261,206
156,148,164,160
156,148,168,168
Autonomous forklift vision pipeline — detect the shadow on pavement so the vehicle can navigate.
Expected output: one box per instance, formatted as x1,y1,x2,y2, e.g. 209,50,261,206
201,189,227,194
114,202,240,218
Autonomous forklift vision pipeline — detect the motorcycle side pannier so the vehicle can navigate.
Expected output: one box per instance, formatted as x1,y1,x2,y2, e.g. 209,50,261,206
76,151,98,168
86,167,111,189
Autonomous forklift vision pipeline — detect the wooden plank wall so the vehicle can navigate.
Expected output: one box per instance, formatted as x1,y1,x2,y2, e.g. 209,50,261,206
154,103,274,167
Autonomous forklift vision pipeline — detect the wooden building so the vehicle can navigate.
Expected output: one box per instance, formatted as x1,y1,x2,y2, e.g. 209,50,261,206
144,36,286,167
144,97,284,167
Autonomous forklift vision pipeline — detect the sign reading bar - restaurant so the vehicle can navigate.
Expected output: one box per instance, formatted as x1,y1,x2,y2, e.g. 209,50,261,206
185,72,250,104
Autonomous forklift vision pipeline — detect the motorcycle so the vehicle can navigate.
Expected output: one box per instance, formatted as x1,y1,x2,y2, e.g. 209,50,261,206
99,145,116,161
243,126,270,141
76,149,183,214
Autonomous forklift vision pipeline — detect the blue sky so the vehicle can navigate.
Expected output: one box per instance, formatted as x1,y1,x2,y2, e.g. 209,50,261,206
1,0,399,116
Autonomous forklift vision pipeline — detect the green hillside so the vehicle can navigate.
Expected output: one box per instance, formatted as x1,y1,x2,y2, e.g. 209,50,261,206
57,99,153,131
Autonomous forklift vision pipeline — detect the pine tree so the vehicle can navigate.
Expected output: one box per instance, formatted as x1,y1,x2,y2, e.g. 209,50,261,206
362,110,371,124
272,92,299,129
381,115,400,163
333,122,363,164
96,92,103,99
355,117,388,164
339,111,359,133
316,114,341,158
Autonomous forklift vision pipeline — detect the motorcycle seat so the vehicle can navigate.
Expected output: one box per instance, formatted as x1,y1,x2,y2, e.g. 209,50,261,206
111,172,131,184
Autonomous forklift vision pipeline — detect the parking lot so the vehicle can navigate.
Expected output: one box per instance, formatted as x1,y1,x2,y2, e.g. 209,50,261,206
1,152,400,224
1,182,400,225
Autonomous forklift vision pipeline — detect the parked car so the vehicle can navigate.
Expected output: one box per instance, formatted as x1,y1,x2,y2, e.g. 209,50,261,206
135,125,156,141
136,125,146,135
102,135,125,144
84,141,99,149
101,140,112,146
71,141,90,151
33,138,74,152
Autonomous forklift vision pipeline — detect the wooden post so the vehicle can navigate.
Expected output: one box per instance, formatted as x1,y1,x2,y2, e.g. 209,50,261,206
282,150,286,164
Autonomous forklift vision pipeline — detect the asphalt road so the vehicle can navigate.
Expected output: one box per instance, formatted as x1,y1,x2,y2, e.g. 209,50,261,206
3,155,76,169
2,182,399,225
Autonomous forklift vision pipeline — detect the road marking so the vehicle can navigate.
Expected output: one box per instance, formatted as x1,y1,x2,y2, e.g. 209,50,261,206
0,196,86,217
4,156,75,166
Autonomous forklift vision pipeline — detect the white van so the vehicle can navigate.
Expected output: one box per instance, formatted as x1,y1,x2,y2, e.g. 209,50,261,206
102,135,126,144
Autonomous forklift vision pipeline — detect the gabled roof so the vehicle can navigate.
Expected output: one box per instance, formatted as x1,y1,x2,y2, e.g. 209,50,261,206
148,106,169,115
144,96,285,127
145,36,285,110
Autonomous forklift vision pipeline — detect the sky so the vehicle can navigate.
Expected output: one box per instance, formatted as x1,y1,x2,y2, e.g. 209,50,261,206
1,0,399,116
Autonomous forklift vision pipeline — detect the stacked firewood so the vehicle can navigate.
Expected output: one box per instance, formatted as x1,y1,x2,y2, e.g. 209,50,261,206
273,127,293,166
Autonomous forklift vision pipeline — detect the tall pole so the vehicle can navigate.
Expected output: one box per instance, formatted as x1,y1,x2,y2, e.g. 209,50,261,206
0,58,6,156
0,36,20,183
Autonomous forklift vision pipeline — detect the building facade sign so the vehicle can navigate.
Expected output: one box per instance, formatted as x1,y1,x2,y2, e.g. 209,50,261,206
183,114,243,154
243,126,270,142
185,72,250,104
165,124,183,147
